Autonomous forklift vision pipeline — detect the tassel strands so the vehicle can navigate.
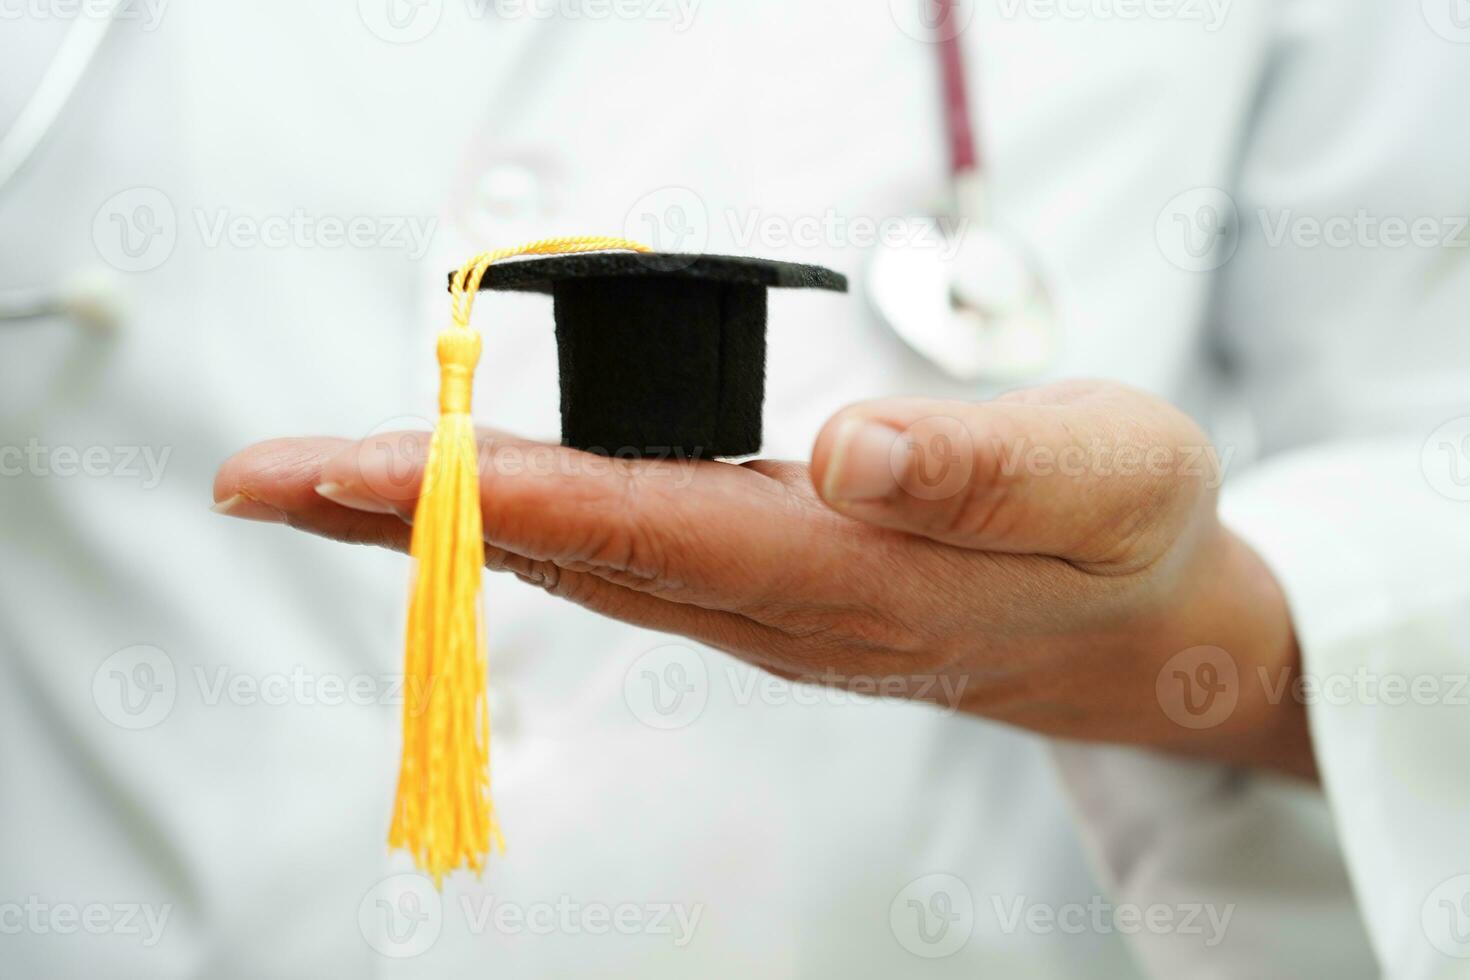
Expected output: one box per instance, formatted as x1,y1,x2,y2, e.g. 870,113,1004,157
389,237,651,887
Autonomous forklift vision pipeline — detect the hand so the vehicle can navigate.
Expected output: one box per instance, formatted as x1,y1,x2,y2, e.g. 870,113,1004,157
213,380,1312,778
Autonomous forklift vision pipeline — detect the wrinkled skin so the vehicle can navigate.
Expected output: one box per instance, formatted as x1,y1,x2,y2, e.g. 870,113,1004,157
215,380,1311,778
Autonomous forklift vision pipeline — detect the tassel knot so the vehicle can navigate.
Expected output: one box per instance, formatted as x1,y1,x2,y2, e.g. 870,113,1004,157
436,329,480,415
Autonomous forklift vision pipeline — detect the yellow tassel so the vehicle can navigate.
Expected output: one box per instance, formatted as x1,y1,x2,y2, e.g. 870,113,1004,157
390,236,651,887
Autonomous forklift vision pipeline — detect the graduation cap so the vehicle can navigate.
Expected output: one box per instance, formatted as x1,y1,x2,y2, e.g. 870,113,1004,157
460,251,848,458
391,238,845,888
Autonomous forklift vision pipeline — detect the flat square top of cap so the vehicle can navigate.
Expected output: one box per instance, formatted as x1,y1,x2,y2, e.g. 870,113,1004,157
461,253,848,295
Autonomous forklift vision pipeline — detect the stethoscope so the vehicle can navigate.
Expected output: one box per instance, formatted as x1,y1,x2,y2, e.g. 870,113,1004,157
3,0,1055,361
0,0,126,330
867,0,1057,381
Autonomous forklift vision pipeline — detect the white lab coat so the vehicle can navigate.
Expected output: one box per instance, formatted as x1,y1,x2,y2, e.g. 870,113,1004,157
2,2,1467,977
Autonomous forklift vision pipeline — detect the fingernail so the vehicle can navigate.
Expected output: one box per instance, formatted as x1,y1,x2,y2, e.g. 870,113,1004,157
315,481,398,515
823,419,905,503
211,492,285,524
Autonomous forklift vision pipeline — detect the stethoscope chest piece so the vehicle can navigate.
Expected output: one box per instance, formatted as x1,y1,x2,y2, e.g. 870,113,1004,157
867,215,1056,382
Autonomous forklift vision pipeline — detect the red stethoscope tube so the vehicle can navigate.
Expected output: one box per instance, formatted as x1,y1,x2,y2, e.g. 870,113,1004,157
935,0,980,178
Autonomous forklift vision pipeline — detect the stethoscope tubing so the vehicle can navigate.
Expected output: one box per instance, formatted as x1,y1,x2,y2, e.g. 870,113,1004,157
0,0,122,197
936,0,980,180
0,1,122,326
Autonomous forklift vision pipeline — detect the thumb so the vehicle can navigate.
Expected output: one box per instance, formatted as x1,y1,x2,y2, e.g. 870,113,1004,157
808,387,1216,566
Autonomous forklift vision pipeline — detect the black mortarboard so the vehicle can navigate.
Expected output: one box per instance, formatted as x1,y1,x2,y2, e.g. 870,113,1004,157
457,253,847,458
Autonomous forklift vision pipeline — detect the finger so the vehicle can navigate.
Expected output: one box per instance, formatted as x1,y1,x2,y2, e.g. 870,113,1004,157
809,384,1215,567
213,435,639,589
213,436,808,657
312,429,859,611
213,437,413,551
